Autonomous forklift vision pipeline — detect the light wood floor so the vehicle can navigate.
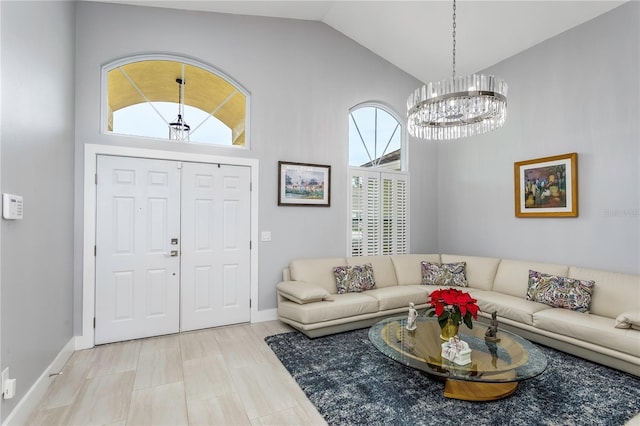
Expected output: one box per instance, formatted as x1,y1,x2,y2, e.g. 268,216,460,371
26,321,327,425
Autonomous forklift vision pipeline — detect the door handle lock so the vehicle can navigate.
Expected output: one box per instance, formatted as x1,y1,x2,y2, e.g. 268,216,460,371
170,250,179,257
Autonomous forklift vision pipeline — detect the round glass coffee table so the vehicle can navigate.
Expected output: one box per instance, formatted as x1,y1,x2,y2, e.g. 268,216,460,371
369,315,547,401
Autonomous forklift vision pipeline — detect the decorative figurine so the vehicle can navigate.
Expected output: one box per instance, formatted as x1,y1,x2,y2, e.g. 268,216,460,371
441,335,472,365
406,302,418,331
484,310,501,342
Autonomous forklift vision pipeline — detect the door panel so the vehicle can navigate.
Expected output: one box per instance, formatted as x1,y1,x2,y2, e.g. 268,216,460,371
180,163,251,332
95,156,181,344
95,156,251,343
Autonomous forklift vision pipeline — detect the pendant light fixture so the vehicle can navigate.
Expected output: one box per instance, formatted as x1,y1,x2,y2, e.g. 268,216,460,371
407,0,508,140
169,78,190,141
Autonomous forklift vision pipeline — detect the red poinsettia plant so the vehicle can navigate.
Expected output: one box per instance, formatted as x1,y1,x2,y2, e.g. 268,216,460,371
426,288,480,329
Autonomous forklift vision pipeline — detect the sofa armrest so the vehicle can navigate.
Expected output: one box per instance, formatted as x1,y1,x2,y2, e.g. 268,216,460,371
277,281,334,304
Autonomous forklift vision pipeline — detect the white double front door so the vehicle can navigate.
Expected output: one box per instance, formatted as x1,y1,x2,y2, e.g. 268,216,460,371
95,155,251,345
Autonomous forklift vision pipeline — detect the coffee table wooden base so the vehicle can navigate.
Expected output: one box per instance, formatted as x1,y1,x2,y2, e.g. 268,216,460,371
444,379,519,401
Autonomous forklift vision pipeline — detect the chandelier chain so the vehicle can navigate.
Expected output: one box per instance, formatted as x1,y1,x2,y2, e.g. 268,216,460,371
452,0,457,79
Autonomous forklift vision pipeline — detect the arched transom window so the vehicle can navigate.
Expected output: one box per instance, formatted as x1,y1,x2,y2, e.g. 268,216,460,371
104,57,248,147
349,104,402,170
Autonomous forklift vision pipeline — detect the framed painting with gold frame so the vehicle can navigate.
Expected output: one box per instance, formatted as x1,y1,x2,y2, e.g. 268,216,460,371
514,153,578,218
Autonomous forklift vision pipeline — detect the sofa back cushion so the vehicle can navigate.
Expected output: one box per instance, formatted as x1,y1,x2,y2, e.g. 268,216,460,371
347,256,398,288
440,254,501,291
492,259,569,298
568,266,640,318
390,254,441,285
289,257,346,294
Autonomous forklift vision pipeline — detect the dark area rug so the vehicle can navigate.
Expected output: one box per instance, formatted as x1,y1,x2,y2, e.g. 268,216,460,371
265,328,640,426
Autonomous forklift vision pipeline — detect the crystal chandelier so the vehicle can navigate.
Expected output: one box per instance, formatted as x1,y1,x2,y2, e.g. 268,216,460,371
407,0,508,140
169,78,190,141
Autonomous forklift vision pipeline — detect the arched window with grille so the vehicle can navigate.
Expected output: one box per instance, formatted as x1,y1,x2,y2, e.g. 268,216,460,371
103,55,249,147
348,103,408,256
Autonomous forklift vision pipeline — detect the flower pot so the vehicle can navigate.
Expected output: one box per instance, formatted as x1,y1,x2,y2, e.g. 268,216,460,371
440,317,459,340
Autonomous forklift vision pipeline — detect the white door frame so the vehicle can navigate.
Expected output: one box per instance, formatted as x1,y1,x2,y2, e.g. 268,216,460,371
78,144,259,349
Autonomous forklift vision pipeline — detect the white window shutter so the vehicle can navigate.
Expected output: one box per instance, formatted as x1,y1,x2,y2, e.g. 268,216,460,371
381,172,408,255
366,173,380,255
393,174,408,254
349,169,408,256
349,169,380,256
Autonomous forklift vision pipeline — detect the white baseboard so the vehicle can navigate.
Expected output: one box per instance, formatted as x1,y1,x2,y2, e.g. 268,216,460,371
2,338,75,426
252,308,278,323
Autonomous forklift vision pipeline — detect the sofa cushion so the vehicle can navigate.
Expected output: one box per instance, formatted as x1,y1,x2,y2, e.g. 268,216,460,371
289,257,346,294
615,311,640,331
534,309,640,357
421,261,468,287
391,254,441,285
471,290,551,326
333,263,376,294
278,292,379,324
526,270,594,313
364,286,429,311
568,266,640,319
347,256,398,288
441,255,501,291
492,259,569,298
276,281,333,304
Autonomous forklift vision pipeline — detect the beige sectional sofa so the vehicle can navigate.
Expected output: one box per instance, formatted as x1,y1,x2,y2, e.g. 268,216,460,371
276,254,640,376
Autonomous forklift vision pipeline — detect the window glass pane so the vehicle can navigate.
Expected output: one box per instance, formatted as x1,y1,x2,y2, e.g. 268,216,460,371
113,103,232,143
349,105,402,170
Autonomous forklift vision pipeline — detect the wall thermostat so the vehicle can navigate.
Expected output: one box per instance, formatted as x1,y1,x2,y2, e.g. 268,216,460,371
3,194,23,220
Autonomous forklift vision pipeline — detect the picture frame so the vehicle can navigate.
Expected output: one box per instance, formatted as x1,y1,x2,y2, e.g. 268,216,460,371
278,161,331,207
514,152,578,218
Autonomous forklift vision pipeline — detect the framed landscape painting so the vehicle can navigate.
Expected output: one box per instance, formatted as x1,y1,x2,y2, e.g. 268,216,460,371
278,161,331,207
514,152,578,218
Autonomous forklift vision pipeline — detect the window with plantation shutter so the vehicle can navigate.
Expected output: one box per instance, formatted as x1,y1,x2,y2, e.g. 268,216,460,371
349,169,408,256
348,103,408,256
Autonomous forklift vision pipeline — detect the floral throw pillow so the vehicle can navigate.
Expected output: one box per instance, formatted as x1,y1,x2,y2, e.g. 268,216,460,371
420,261,468,287
526,270,594,313
333,263,376,294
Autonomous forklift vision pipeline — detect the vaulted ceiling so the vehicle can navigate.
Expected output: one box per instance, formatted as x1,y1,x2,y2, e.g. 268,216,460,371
89,1,625,84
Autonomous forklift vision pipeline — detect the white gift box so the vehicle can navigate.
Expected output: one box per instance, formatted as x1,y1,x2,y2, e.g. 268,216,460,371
441,337,472,365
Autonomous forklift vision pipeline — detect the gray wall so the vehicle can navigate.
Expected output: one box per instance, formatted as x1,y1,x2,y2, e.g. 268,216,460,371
437,1,639,275
0,1,637,419
0,1,75,420
73,1,436,323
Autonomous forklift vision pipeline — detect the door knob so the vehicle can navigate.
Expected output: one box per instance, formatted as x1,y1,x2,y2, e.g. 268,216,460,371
170,250,179,257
